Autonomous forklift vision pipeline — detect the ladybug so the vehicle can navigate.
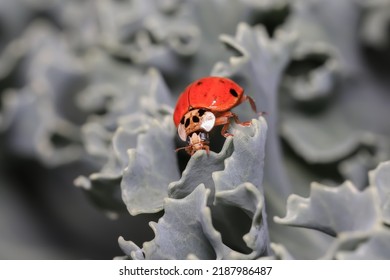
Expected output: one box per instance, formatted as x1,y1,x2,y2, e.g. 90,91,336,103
173,76,258,155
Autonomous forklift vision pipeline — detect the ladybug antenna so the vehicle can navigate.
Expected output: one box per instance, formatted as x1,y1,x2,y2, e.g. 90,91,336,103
175,146,188,153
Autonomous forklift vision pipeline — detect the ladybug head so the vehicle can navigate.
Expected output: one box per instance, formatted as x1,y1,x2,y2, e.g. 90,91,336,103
177,108,215,155
183,131,210,155
177,108,216,142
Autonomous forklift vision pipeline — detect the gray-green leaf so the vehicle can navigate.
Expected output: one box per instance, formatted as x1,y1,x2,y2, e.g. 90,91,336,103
274,181,382,236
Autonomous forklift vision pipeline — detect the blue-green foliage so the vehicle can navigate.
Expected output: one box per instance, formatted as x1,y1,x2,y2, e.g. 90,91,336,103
0,0,389,259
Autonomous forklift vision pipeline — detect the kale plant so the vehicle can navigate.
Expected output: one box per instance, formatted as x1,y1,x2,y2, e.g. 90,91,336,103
0,0,389,259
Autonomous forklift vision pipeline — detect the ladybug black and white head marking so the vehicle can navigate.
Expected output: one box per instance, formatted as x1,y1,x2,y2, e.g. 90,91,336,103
177,108,216,141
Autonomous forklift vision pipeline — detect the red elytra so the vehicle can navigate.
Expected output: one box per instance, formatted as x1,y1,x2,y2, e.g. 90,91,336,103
173,76,257,155
173,77,246,126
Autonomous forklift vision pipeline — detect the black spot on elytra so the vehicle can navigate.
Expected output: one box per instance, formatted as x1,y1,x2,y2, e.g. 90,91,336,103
192,116,200,123
198,109,206,116
180,116,185,124
185,118,190,128
229,88,238,97
197,81,202,86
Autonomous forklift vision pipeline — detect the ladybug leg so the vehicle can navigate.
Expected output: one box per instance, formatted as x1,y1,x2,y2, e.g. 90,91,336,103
220,123,233,137
239,95,267,116
217,111,252,126
215,118,232,137
214,112,233,137
232,113,251,126
215,111,252,137
236,94,257,113
204,145,210,155
245,95,258,113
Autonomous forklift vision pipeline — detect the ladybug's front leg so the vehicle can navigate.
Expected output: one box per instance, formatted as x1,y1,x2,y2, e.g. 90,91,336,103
238,94,266,117
214,112,232,137
215,111,252,138
241,95,258,113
